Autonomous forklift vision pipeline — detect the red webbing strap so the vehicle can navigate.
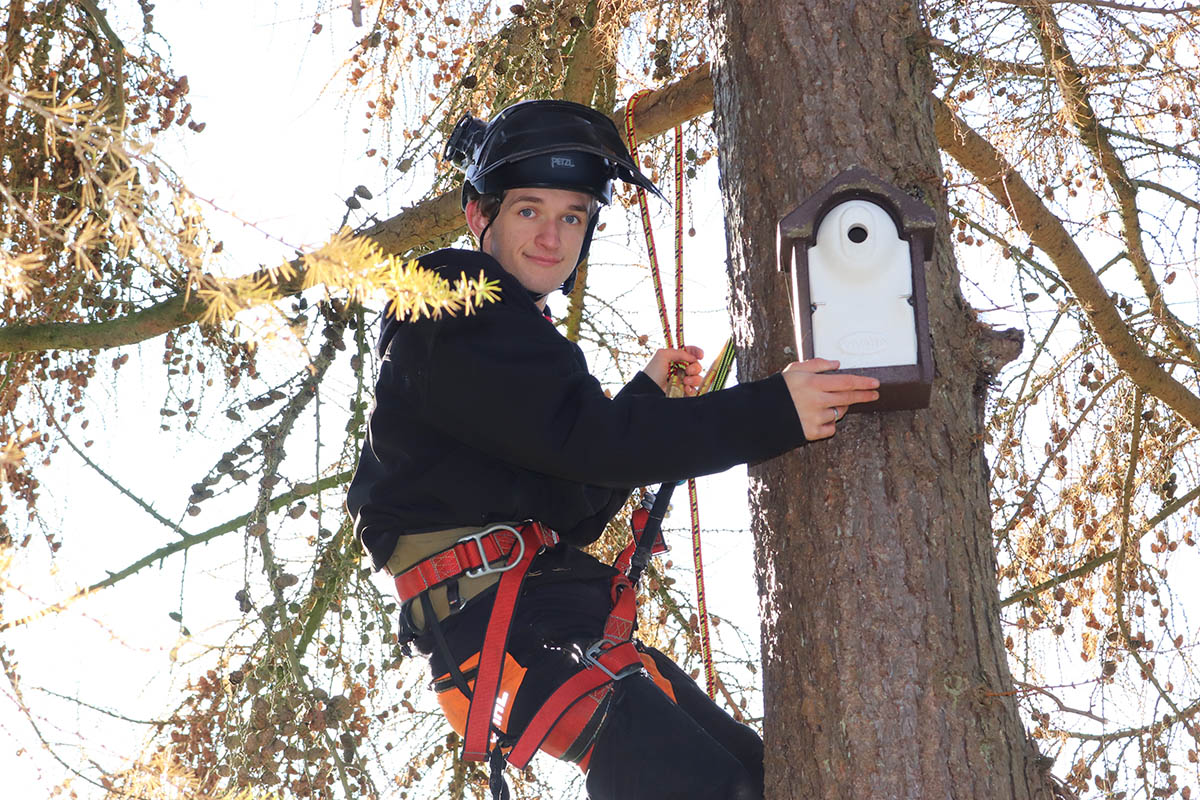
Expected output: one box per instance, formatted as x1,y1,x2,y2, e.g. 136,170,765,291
613,506,649,575
603,578,637,646
393,527,523,602
506,508,649,769
506,641,642,769
461,523,550,762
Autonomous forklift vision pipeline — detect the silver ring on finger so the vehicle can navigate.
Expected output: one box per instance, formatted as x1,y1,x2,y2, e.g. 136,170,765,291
832,407,841,423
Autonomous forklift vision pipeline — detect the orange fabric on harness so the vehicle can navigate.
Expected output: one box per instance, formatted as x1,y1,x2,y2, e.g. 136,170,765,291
434,653,646,770
640,650,676,703
433,652,527,740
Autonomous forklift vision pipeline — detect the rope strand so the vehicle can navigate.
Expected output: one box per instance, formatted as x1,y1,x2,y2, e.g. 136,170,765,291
624,91,716,700
624,91,675,350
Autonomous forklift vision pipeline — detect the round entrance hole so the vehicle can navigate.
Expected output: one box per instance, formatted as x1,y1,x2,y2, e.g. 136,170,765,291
847,225,869,244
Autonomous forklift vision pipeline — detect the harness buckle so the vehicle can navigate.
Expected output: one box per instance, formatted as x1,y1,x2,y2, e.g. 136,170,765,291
581,641,641,682
461,524,526,579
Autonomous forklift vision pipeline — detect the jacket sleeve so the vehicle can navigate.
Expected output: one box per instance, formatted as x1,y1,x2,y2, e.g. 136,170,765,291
411,303,807,489
613,370,664,400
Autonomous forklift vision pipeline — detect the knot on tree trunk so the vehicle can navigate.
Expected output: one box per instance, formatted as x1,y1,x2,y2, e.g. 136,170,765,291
974,323,1025,385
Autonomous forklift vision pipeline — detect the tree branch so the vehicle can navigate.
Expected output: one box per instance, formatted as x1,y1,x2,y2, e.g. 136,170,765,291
74,0,126,122
1001,481,1200,607
1135,178,1200,214
241,314,361,798
0,66,716,355
1111,390,1194,736
927,36,1144,78
998,375,1120,541
933,96,1200,433
996,0,1200,14
560,0,601,105
1061,696,1200,742
1023,1,1200,367
1101,125,1200,169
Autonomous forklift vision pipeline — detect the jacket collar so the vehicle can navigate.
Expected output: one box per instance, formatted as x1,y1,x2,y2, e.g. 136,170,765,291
419,248,552,318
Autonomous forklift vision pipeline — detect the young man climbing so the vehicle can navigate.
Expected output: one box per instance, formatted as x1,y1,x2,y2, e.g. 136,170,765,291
346,99,880,800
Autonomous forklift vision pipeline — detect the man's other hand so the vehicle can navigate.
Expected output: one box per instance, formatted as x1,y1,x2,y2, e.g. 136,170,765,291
644,346,704,396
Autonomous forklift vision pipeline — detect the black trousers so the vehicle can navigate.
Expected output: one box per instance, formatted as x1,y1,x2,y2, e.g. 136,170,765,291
585,646,763,800
417,575,763,800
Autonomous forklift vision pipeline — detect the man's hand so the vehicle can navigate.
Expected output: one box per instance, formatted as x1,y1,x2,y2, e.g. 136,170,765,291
782,359,881,440
644,346,705,396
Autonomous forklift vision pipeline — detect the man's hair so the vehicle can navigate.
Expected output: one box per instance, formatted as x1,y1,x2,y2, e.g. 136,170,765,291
474,191,503,222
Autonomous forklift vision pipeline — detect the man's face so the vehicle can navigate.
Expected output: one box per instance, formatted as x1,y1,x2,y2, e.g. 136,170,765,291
466,187,593,305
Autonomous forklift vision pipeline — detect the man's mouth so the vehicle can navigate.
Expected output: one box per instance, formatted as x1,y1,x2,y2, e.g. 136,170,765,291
525,253,560,267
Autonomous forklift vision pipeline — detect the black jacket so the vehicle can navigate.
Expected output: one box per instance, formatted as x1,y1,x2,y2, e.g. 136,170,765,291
346,248,807,571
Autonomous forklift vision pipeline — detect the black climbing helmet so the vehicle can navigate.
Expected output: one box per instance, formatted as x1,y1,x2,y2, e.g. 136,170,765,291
444,100,664,294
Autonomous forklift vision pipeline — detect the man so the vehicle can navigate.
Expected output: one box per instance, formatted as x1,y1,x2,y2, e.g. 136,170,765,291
347,100,879,799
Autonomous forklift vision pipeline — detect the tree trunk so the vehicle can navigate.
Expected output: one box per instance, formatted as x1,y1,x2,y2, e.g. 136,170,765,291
710,2,1055,797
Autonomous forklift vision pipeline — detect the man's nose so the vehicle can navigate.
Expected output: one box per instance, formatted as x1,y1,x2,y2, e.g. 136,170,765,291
534,218,560,249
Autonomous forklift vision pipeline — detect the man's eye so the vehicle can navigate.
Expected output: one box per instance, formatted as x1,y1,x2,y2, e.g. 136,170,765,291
518,207,535,218
563,214,581,224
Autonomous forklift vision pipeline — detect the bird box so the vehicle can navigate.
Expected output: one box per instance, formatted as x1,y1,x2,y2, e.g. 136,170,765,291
778,167,937,413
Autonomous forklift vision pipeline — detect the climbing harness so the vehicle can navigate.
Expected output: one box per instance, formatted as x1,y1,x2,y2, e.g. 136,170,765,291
624,90,720,699
394,512,672,798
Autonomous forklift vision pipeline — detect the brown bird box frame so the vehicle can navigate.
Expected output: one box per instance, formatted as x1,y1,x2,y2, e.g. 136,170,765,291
777,166,937,413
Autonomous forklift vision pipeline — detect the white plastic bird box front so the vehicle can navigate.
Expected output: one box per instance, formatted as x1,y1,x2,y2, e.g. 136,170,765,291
778,167,936,413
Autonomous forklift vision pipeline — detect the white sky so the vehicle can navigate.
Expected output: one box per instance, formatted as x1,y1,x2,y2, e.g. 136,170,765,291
5,2,1199,797
1,3,761,797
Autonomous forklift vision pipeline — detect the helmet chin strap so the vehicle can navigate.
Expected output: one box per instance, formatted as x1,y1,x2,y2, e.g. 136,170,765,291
558,212,600,297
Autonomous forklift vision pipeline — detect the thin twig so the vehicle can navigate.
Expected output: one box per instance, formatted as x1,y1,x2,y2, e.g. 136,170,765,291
36,387,188,537
31,685,170,727
1015,680,1108,723
996,0,1200,14
0,469,351,631
0,649,120,796
1001,481,1200,606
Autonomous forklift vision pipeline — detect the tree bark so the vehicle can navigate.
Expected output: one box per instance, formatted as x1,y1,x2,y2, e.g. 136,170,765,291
710,1,1054,797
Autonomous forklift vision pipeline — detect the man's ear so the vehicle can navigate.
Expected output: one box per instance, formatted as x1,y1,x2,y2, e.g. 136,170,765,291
464,198,489,241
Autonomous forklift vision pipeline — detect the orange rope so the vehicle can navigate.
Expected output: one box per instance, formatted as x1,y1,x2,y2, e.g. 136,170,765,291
624,91,717,700
623,91,674,350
